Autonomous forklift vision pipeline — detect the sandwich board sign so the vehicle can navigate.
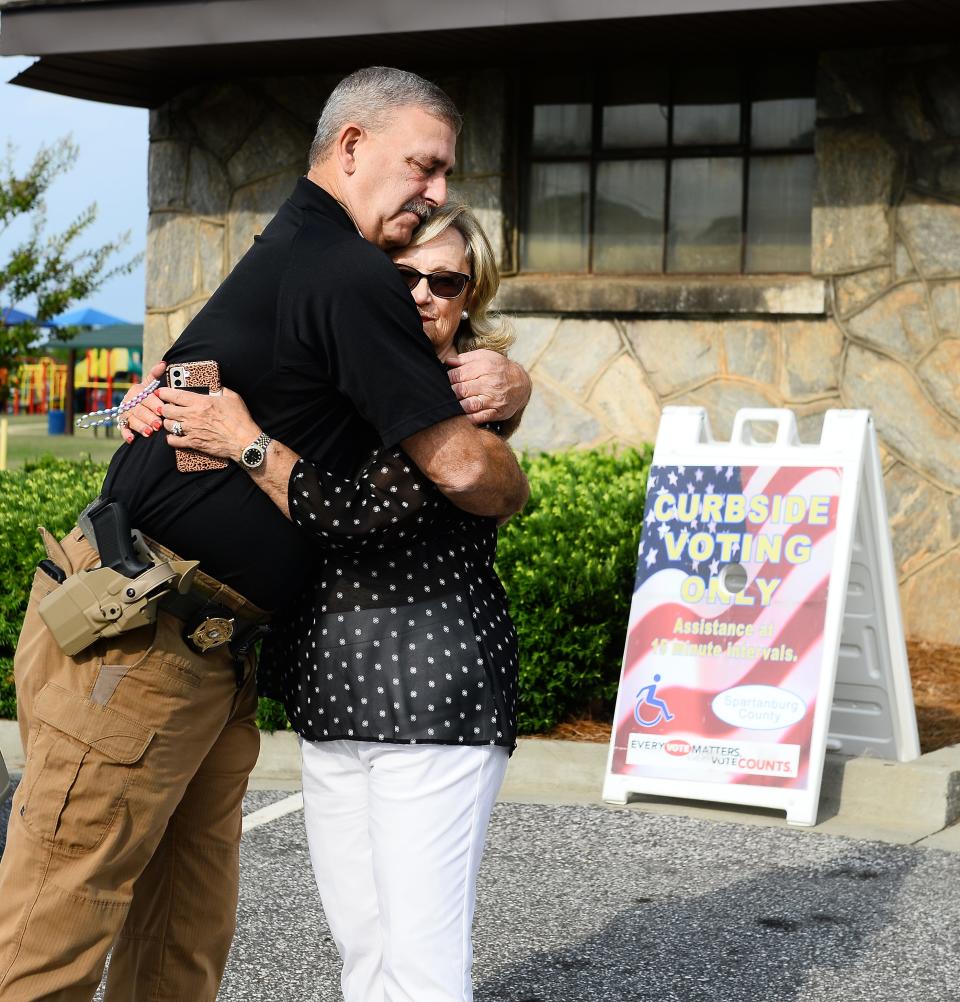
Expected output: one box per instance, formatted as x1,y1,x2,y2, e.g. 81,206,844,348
602,407,919,826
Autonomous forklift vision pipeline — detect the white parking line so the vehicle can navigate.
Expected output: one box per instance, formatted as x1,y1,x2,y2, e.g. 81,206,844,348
242,792,304,834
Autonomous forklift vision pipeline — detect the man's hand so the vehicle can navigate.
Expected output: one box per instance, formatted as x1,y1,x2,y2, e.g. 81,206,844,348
116,361,166,444
446,350,531,432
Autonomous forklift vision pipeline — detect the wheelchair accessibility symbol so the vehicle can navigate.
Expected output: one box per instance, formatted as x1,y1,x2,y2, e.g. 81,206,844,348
634,674,674,728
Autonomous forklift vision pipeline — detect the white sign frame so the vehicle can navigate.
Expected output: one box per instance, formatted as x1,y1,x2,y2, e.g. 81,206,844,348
602,407,919,826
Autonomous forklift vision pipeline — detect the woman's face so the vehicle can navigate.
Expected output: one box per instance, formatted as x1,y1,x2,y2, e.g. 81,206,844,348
391,228,471,360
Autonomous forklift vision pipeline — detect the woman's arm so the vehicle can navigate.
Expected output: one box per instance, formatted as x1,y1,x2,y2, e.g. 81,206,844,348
155,385,459,548
288,450,452,550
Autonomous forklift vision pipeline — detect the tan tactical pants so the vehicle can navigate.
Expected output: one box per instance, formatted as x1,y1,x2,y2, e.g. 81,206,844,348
0,528,262,1002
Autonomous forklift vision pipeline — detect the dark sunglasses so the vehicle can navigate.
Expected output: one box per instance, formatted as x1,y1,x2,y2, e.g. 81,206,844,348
395,264,471,299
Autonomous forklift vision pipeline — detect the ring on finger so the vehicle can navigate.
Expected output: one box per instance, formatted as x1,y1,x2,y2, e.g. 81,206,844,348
171,420,185,437
117,416,130,431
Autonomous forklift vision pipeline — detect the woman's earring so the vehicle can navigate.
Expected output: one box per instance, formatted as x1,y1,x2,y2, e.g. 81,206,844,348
461,309,469,320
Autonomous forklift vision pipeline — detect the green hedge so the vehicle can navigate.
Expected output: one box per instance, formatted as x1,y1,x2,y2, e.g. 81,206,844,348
0,449,650,733
0,457,108,719
498,447,650,731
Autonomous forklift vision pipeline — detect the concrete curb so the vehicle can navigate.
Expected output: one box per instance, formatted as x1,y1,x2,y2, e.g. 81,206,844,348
501,739,960,846
3,720,959,845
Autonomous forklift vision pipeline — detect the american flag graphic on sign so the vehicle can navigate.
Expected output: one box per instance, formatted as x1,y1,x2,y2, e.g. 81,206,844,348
610,464,842,791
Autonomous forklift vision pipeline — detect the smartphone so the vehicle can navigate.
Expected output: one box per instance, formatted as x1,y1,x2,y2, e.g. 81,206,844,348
166,360,229,473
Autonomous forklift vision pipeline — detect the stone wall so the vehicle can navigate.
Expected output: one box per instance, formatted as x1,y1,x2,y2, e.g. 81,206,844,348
815,47,960,642
143,51,960,644
144,76,332,355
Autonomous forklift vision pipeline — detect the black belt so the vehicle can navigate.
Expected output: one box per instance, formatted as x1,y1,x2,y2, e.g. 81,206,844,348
161,589,270,658
137,533,270,667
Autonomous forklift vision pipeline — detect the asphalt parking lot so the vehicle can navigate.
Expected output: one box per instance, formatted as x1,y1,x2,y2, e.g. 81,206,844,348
3,781,959,1002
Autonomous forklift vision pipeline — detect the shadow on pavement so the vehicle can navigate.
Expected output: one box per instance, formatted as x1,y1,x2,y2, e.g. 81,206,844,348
475,846,916,1002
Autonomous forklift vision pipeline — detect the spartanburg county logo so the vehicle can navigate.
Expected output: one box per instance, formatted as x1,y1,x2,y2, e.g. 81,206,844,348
711,684,807,731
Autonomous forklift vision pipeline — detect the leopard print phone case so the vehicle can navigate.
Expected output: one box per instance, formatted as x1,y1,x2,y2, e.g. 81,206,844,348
166,360,230,473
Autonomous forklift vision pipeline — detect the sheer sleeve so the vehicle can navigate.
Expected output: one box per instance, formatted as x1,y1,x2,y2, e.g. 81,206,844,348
287,446,467,551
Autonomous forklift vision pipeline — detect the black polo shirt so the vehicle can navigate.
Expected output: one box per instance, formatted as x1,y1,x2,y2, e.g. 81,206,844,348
101,177,463,609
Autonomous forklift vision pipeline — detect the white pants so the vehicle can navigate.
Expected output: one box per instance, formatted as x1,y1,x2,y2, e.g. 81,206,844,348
300,739,510,1002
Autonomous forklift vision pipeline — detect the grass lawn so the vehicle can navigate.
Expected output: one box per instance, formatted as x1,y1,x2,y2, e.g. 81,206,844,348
1,413,124,470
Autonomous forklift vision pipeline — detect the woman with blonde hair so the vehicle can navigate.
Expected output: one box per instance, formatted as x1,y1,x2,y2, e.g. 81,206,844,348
157,202,520,1002
402,200,514,357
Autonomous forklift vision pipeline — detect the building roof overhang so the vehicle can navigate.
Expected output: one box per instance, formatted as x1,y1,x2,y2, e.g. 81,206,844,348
2,0,958,108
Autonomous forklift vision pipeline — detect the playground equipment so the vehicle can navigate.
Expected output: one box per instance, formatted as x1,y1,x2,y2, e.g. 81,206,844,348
4,325,143,434
12,358,67,415
73,346,140,420
11,350,140,418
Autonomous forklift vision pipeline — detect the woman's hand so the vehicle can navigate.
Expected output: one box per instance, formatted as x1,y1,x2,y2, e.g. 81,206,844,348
116,361,167,444
155,385,261,461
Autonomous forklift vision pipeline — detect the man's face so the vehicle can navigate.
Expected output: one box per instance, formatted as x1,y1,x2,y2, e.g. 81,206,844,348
350,106,456,249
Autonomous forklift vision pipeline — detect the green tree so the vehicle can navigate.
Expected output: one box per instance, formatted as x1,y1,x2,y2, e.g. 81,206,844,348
0,136,142,407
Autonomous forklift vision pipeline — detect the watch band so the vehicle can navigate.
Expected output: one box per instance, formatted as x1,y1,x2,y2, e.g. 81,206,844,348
240,431,272,469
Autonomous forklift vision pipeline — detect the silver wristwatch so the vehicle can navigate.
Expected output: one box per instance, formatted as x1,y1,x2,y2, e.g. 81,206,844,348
239,431,272,470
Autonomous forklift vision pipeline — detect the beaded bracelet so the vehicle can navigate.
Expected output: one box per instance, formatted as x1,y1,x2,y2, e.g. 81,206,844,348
74,379,162,429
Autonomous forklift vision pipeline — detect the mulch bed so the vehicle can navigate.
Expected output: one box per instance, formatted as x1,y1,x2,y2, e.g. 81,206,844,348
908,639,960,754
537,640,960,755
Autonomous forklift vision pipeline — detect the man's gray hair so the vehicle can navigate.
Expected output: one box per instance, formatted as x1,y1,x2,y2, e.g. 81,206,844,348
309,66,462,165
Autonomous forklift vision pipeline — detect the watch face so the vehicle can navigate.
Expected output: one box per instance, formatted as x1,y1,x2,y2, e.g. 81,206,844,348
242,446,264,468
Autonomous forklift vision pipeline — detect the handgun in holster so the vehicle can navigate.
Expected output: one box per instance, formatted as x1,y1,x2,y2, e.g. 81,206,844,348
37,497,199,656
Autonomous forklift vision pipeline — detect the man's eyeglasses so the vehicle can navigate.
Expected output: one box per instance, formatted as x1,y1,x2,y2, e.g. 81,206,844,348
395,265,471,300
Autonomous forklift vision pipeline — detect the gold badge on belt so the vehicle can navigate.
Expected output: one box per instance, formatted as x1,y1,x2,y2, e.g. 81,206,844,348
186,616,236,652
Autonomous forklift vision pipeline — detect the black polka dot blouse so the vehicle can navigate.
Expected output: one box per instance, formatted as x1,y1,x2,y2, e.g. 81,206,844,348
259,443,519,751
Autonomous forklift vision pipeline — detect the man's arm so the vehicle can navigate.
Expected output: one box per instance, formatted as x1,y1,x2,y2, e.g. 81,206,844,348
401,414,528,520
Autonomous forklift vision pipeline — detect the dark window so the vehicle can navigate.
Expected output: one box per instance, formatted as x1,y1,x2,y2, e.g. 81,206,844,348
519,61,815,276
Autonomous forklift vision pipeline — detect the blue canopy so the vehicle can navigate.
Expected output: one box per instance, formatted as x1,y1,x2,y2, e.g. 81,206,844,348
49,307,131,327
1,307,36,324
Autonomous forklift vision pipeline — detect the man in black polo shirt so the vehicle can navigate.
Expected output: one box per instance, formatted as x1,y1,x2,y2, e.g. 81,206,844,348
0,67,530,1002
